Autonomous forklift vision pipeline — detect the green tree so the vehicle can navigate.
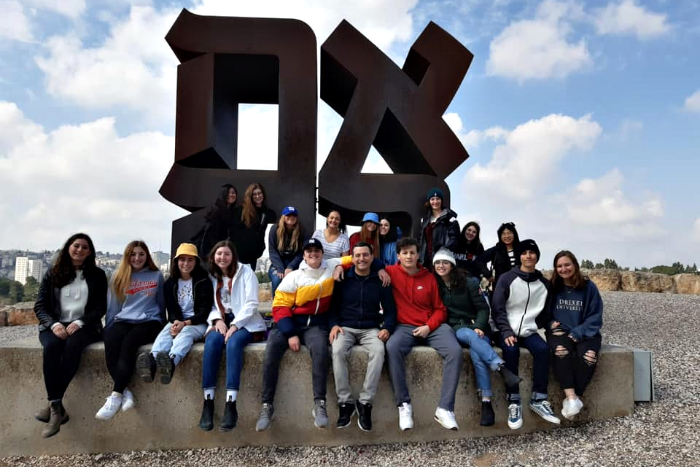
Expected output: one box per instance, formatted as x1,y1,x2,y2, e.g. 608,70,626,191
581,259,594,269
255,271,271,284
23,276,40,302
8,280,24,303
594,263,604,269
603,258,619,270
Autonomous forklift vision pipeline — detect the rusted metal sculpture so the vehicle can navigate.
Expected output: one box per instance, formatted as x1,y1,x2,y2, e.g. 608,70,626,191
160,9,471,252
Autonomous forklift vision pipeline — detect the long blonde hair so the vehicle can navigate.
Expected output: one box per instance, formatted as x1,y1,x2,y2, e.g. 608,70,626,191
241,182,267,228
276,215,303,252
111,240,158,302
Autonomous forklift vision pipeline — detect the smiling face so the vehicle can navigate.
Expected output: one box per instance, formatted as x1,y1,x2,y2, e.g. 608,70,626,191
226,188,237,206
364,221,377,232
252,188,264,207
214,246,233,272
352,246,373,275
68,239,91,266
327,211,341,230
178,254,197,278
429,196,442,211
433,259,453,279
398,245,419,271
130,247,147,271
303,246,323,269
520,250,538,271
500,228,515,246
465,225,478,242
556,256,576,283
379,219,390,235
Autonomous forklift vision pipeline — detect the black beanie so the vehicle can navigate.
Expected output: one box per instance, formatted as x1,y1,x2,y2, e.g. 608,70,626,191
516,239,540,260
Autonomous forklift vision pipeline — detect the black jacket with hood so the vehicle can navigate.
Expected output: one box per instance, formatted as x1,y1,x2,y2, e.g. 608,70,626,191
418,208,460,266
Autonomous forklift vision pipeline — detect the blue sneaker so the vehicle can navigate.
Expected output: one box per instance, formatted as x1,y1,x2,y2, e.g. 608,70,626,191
507,402,522,430
529,399,561,424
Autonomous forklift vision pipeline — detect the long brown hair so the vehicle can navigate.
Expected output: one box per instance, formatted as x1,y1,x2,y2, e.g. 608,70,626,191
52,233,97,288
359,222,380,257
241,183,267,228
112,240,158,302
551,250,587,291
276,215,303,252
208,241,239,279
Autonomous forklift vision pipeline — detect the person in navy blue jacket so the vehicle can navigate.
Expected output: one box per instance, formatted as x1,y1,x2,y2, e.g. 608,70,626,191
267,206,307,296
491,239,559,430
547,250,603,420
328,241,397,431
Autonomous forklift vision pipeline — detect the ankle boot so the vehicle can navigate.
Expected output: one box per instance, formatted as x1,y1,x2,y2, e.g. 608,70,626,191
220,400,238,431
199,397,214,431
480,401,495,426
498,364,523,389
42,401,68,438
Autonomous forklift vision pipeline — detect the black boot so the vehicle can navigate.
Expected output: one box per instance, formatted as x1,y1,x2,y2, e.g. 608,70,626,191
199,397,214,431
220,400,238,431
480,401,495,427
498,364,522,389
136,352,156,383
42,401,68,438
156,352,175,385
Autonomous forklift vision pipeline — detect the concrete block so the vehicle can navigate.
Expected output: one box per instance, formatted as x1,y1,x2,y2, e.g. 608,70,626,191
6,308,38,326
0,339,634,456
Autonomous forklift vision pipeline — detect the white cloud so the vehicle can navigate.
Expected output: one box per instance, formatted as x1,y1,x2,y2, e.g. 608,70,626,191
593,0,670,40
486,0,592,82
0,0,33,42
567,169,663,228
0,101,183,253
462,113,602,200
25,0,86,19
683,89,700,113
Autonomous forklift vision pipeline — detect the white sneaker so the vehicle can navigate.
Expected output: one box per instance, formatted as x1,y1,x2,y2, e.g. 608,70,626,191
398,402,413,431
121,388,135,412
562,397,583,420
96,393,123,420
434,407,459,431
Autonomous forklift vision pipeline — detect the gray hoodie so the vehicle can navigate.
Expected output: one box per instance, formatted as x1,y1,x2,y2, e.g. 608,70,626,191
106,269,165,328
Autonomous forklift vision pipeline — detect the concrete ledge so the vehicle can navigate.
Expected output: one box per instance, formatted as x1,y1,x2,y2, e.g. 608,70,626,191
0,338,634,456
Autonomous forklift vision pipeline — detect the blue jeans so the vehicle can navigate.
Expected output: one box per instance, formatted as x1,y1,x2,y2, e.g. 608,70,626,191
495,332,550,402
202,327,254,390
455,328,503,397
269,269,283,297
151,322,207,362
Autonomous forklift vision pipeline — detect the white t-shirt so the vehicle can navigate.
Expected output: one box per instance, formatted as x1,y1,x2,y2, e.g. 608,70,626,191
177,278,195,319
312,229,350,259
59,270,88,323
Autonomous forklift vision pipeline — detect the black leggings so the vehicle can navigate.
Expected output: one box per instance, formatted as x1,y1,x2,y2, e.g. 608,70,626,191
547,329,602,396
103,321,161,393
39,326,100,401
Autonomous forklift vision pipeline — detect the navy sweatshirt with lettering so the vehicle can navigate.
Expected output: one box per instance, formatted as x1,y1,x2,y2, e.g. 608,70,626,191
549,280,603,341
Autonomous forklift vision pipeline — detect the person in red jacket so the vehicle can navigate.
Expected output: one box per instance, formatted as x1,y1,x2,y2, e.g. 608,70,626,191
384,237,463,431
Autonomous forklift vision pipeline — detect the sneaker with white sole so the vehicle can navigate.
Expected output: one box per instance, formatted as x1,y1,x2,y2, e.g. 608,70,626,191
121,388,135,412
255,403,274,432
434,407,459,431
398,402,413,431
562,397,583,420
95,394,122,420
313,399,329,428
529,399,561,424
507,402,522,430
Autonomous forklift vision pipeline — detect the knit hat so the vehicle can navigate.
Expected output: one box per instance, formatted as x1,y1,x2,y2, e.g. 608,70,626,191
516,239,540,260
427,187,444,201
361,212,379,224
303,237,324,252
432,247,456,266
281,206,298,216
174,243,198,259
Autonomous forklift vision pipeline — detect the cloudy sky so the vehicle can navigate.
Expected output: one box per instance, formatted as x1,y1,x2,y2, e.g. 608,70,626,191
1,0,698,268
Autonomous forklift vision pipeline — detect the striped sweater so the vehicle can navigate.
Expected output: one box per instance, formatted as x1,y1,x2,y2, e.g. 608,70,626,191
272,256,352,337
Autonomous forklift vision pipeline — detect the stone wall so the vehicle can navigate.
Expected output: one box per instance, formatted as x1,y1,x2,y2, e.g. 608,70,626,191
545,270,700,294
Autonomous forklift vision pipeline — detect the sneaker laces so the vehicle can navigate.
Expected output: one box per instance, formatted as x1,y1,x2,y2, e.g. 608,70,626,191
260,403,272,416
315,400,328,416
399,404,411,417
540,400,554,415
509,404,520,419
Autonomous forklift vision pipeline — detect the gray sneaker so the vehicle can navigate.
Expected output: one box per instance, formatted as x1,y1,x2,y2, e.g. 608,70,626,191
529,399,561,425
313,399,329,428
255,403,274,432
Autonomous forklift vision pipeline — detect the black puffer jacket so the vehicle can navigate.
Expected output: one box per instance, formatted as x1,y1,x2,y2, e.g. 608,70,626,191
478,244,520,286
163,267,214,325
418,208,460,266
34,267,108,333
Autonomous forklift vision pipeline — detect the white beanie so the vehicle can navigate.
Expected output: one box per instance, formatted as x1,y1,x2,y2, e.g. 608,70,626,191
432,247,456,266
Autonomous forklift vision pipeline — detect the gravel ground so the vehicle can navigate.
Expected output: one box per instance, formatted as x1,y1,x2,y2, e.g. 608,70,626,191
2,291,698,467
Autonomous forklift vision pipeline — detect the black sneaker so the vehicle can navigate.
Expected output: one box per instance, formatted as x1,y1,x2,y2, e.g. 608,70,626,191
497,364,522,389
480,401,495,426
219,400,238,431
156,352,175,385
356,401,372,432
336,402,355,428
199,397,214,431
136,352,156,383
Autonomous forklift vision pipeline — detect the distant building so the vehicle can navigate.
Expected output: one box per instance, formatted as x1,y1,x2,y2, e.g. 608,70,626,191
14,257,43,285
152,251,170,268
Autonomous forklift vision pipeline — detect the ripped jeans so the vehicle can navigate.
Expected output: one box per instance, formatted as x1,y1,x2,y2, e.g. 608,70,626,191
547,328,602,396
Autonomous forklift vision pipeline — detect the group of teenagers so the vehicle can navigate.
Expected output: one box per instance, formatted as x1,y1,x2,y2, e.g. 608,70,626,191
32,183,603,440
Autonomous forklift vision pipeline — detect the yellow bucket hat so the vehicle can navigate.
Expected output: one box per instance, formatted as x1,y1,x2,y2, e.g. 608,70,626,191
174,243,199,259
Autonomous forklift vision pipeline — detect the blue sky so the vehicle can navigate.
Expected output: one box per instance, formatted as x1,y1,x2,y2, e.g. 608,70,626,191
1,0,698,268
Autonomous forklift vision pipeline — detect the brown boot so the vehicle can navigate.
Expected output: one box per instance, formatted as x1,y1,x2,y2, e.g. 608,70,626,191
35,404,51,423
42,401,68,438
